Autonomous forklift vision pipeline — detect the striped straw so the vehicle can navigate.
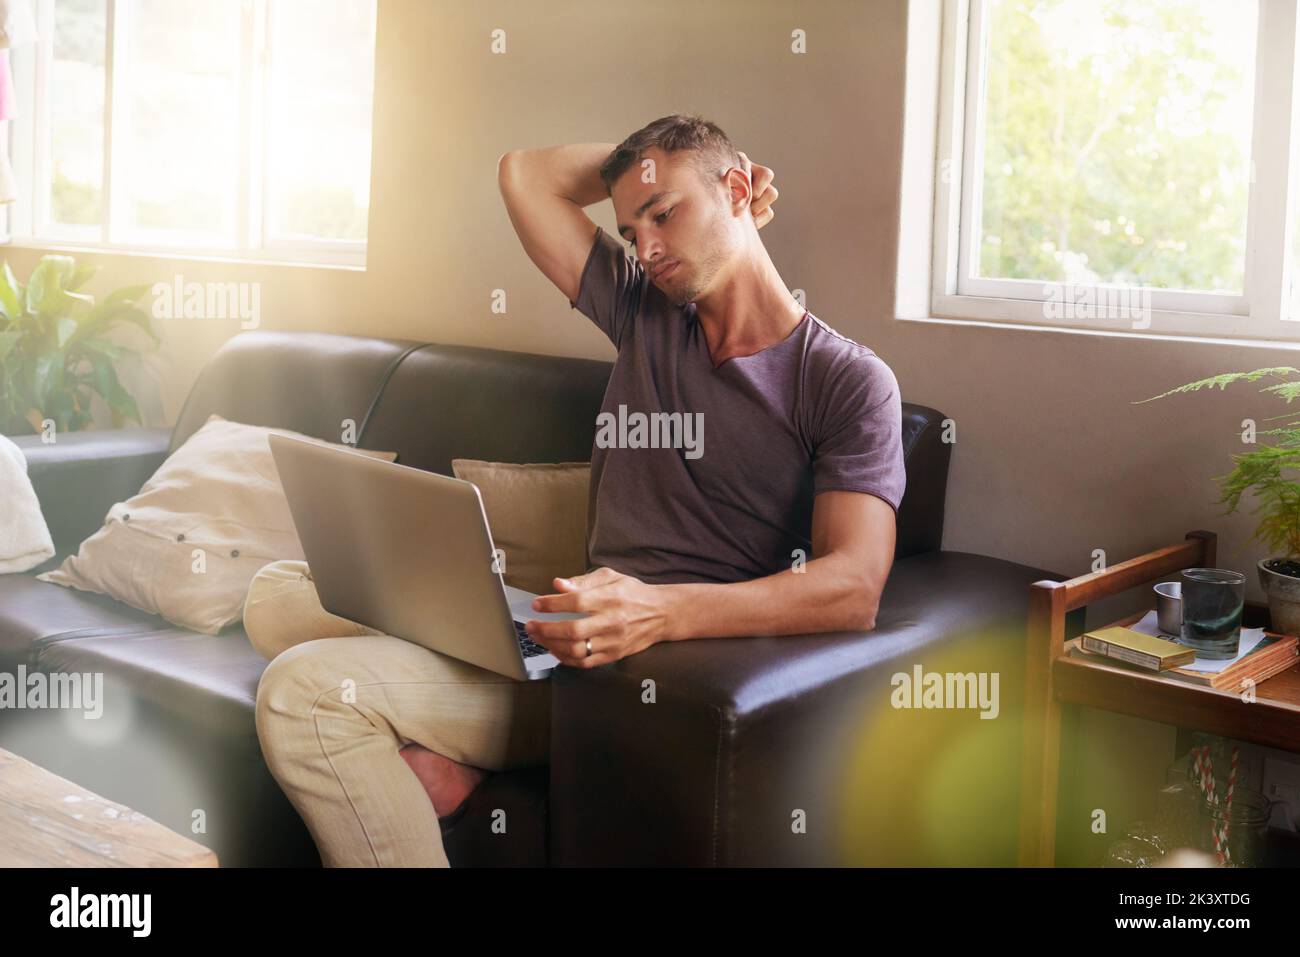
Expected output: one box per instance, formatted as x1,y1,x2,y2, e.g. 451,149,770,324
1220,746,1240,866
1201,745,1227,866
1191,747,1218,863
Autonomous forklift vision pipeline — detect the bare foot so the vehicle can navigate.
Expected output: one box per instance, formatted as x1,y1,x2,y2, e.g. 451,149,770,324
398,743,488,819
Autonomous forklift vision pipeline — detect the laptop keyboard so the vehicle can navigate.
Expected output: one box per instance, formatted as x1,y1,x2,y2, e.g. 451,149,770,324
513,620,550,659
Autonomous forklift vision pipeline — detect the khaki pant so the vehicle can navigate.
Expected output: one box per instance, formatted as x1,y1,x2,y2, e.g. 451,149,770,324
245,559,551,867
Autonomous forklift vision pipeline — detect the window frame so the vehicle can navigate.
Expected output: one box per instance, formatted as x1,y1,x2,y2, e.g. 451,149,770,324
2,0,372,269
927,0,1300,341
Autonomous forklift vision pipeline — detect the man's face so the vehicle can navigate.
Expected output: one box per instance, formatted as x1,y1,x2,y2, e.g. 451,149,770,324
610,147,735,307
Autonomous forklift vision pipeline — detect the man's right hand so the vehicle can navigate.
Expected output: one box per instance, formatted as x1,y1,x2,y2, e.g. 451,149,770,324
736,150,778,230
497,144,616,306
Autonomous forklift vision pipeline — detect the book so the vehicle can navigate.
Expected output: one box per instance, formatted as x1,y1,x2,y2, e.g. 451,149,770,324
1069,630,1300,690
1079,625,1198,671
1164,633,1300,690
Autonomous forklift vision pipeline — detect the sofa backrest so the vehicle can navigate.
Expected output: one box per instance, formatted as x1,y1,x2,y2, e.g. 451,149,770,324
168,330,425,453
359,342,612,469
171,331,949,560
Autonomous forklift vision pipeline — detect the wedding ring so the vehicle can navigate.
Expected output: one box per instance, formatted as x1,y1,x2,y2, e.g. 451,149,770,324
585,639,593,658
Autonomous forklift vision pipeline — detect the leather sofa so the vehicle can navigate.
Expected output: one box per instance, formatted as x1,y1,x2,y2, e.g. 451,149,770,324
0,329,1082,866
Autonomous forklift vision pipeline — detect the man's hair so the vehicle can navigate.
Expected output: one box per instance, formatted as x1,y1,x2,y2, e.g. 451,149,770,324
599,114,740,196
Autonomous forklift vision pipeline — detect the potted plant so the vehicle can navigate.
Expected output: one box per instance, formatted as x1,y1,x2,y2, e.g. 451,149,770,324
1136,367,1300,635
0,254,156,434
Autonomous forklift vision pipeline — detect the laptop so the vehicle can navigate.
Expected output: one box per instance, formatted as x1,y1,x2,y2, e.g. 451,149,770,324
268,432,586,680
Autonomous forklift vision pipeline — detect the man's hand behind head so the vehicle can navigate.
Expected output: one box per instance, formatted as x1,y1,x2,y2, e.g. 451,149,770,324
735,150,778,230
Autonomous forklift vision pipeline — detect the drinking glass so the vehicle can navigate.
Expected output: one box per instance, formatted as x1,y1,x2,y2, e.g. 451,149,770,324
1179,568,1246,660
1191,786,1274,867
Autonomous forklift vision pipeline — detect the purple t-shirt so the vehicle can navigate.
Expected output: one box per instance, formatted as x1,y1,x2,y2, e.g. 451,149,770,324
569,224,905,585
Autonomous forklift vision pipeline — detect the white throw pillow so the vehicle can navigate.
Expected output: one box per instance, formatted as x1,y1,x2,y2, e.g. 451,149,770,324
37,414,397,635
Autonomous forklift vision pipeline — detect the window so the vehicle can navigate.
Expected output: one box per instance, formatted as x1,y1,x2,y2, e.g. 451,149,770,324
908,0,1300,341
5,0,377,267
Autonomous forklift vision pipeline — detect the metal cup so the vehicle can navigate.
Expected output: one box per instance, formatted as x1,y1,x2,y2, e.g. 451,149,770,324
1154,581,1182,636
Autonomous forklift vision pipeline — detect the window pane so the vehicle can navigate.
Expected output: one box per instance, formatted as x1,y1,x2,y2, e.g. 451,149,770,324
51,0,106,227
975,0,1256,293
266,0,375,242
1293,160,1300,318
121,0,240,244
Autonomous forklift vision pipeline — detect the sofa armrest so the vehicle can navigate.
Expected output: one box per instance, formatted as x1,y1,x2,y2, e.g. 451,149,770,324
546,550,1085,866
11,428,171,557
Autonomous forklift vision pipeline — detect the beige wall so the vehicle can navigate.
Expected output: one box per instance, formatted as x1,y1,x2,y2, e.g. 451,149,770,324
17,0,1289,859
22,0,1276,600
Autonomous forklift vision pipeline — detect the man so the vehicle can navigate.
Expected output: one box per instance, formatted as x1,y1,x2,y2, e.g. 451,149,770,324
498,114,903,658
250,113,903,867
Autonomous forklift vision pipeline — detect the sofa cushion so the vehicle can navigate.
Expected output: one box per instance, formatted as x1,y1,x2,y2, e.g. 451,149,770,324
0,434,55,574
451,459,591,594
0,571,171,668
34,626,267,740
36,414,397,636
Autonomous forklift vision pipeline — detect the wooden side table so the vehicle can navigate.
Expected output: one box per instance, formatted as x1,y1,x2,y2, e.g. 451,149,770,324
0,747,218,867
1016,529,1300,866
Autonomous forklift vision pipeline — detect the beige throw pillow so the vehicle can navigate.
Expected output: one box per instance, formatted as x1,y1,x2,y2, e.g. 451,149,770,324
37,414,397,635
451,459,591,596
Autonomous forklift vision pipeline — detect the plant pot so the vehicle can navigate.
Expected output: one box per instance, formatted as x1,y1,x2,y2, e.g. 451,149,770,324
1257,558,1300,637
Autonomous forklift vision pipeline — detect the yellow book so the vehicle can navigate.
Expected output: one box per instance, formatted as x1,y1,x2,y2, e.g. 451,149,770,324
1080,626,1197,672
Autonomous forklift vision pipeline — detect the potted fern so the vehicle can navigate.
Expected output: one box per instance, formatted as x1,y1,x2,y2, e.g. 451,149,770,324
1136,367,1300,636
0,254,156,435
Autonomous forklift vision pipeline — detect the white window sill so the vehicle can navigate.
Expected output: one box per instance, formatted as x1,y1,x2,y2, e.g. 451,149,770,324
896,313,1300,352
0,237,367,272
